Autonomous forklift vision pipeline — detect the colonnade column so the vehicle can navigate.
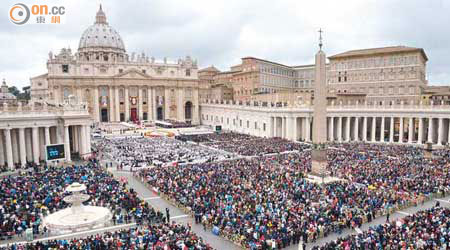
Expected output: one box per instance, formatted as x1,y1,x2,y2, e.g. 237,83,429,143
427,118,433,143
124,87,130,121
80,125,87,157
437,118,443,145
389,117,394,143
32,127,40,164
44,126,51,147
354,117,359,141
270,117,275,137
371,117,376,142
73,126,79,154
0,131,4,166
25,129,32,161
115,87,120,122
448,119,450,145
64,125,71,162
138,87,143,121
281,117,286,139
363,117,368,141
18,128,26,167
345,117,351,142
11,130,18,164
4,129,13,170
380,117,385,143
408,118,414,144
337,117,342,142
329,117,334,141
86,125,91,156
109,87,115,122
305,117,311,142
93,86,100,123
418,118,423,144
399,117,404,143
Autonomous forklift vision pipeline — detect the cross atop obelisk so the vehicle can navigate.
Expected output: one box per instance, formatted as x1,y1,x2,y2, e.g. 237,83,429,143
318,28,323,50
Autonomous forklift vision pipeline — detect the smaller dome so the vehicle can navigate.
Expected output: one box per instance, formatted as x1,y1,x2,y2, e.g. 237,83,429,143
78,5,125,52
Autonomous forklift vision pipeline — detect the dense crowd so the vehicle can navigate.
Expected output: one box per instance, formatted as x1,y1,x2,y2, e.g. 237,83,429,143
176,132,256,143
137,141,449,249
3,223,212,250
0,160,161,239
176,132,307,156
313,206,450,249
96,136,232,169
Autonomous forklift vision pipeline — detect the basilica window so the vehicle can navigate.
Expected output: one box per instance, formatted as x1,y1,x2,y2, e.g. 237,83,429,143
186,69,191,76
142,69,146,74
62,64,69,73
103,55,108,61
119,69,123,73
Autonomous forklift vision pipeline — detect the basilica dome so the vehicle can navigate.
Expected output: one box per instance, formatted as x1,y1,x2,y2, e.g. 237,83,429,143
78,5,125,52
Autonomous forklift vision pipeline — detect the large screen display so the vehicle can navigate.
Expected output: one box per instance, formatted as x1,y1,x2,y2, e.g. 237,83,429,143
46,144,65,161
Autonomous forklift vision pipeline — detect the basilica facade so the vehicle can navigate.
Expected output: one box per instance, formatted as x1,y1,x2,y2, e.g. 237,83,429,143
31,6,200,124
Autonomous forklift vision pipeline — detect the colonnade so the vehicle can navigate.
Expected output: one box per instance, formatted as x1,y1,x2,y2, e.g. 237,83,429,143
0,124,91,170
328,116,450,145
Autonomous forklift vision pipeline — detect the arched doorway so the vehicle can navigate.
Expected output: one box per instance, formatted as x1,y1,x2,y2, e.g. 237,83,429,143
185,101,192,120
101,109,108,122
157,107,164,121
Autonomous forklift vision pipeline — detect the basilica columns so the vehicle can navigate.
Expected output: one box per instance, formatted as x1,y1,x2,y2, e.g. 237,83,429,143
164,88,170,120
93,87,100,123
124,88,130,121
0,133,4,167
114,87,120,122
380,117,385,142
270,117,275,137
151,88,157,121
177,88,184,121
138,87,143,120
147,88,152,121
109,87,115,122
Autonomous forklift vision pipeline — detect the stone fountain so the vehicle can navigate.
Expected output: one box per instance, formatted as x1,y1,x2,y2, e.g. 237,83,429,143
43,182,112,234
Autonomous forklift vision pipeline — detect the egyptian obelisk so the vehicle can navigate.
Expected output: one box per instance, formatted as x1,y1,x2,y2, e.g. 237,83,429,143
311,29,328,177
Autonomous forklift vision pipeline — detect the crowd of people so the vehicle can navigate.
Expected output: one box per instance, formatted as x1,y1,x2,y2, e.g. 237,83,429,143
0,160,161,239
313,206,449,249
177,132,307,156
96,136,232,169
136,140,449,249
3,223,212,250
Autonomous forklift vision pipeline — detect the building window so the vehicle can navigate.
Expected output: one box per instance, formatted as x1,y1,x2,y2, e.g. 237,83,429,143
62,65,69,73
119,69,123,73
263,123,266,131
142,69,146,74
186,69,191,76
104,55,108,61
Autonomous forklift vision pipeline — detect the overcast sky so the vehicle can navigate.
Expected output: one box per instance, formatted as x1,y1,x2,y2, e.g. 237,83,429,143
1,0,450,89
